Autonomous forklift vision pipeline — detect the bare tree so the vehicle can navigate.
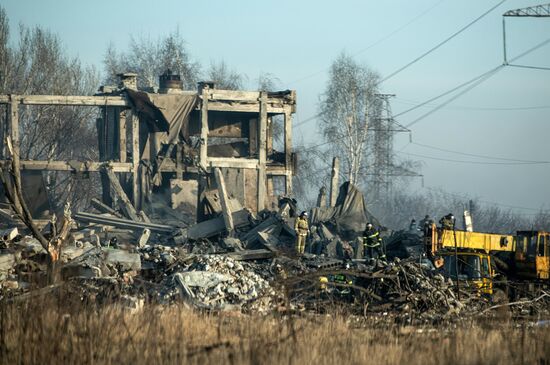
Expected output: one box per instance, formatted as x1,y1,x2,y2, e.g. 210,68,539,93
103,30,200,90
0,136,72,281
319,52,381,186
0,6,100,211
256,72,281,91
207,60,245,90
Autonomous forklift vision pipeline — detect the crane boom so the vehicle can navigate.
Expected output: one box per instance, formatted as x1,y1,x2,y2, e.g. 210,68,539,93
503,3,550,17
436,229,515,254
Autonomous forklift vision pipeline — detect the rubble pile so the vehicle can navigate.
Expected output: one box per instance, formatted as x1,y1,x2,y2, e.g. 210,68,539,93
161,255,278,312
1,181,549,324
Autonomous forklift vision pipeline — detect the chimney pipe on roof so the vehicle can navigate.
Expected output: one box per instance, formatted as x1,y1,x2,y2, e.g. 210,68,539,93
117,72,138,90
159,70,183,94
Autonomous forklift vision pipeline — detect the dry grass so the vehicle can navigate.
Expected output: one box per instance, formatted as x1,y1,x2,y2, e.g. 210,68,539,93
1,295,549,365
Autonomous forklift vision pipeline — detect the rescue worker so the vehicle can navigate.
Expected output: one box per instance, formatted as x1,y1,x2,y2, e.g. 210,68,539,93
419,215,431,230
409,219,417,231
439,213,455,230
294,211,310,255
363,223,386,263
419,215,434,257
419,215,433,236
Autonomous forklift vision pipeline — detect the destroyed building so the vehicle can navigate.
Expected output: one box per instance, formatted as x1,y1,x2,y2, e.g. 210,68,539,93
0,71,297,225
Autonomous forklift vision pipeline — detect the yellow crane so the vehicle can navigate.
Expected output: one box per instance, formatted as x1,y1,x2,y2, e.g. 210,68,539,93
425,224,550,295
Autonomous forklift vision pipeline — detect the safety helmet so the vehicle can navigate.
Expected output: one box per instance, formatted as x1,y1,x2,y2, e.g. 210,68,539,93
301,211,308,217
366,222,373,228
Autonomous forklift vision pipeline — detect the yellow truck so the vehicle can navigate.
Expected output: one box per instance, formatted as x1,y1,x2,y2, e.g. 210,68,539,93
425,224,550,296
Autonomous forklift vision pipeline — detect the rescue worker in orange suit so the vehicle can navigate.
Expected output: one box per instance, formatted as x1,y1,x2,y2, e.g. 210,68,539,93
294,211,310,255
363,222,386,263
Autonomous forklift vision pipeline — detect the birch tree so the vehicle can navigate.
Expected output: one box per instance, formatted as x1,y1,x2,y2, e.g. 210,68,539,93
319,53,380,186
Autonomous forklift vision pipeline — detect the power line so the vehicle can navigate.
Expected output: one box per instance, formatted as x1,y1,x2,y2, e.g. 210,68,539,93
394,98,550,111
507,63,550,71
405,66,504,127
380,0,507,83
351,0,447,58
401,35,550,127
398,151,550,165
394,65,503,118
410,141,550,163
296,2,511,130
297,17,550,152
286,0,447,85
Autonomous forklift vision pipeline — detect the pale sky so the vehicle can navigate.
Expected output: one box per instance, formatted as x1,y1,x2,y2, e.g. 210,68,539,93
3,0,550,214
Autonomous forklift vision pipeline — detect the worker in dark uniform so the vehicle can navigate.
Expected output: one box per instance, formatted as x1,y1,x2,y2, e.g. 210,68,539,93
363,223,386,263
419,215,433,236
294,211,310,255
439,213,455,230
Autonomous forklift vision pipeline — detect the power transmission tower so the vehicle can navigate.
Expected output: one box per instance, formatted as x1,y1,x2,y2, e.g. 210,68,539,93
370,94,409,204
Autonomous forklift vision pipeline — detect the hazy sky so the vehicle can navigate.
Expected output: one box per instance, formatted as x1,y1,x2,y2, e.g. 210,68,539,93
3,0,550,214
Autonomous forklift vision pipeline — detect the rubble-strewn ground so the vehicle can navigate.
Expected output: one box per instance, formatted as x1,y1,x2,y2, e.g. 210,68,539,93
1,297,549,365
2,183,550,364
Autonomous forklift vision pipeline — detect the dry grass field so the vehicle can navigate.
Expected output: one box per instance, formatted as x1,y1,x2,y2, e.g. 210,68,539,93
1,295,549,365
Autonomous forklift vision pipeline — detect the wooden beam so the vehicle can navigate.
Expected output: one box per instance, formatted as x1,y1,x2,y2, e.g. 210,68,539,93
208,157,259,169
200,88,209,170
329,157,340,207
154,158,264,173
284,106,293,195
266,116,273,155
0,105,5,159
7,98,21,212
0,160,133,172
176,143,183,179
119,109,127,162
248,118,258,156
207,101,286,114
266,168,291,176
214,167,234,233
90,198,123,218
8,97,19,162
208,90,260,102
105,168,140,222
74,212,175,234
257,92,268,212
0,95,128,106
131,111,140,210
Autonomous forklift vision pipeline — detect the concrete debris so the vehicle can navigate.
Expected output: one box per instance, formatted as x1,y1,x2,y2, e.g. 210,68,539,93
162,255,276,312
1,186,549,324
0,252,17,274
60,247,141,280
187,209,251,240
1,228,19,242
